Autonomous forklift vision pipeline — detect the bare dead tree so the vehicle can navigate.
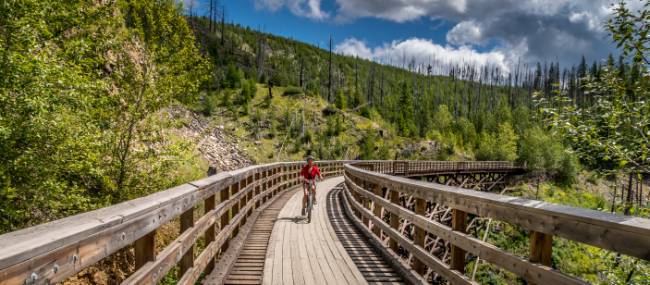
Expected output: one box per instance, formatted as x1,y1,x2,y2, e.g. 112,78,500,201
328,34,333,102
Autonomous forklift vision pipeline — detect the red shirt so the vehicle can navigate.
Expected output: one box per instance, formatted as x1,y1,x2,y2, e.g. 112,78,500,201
300,164,321,180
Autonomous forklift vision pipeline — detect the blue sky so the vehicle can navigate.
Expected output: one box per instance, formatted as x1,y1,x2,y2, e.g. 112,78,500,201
223,1,460,51
198,0,635,72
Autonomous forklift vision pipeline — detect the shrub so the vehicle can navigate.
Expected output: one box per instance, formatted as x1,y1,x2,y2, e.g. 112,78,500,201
359,106,371,118
283,86,304,96
518,126,579,184
223,63,243,89
202,94,219,116
476,123,518,161
322,105,338,116
335,89,347,109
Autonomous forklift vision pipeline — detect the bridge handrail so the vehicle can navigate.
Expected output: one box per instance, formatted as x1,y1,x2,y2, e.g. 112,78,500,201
344,162,650,284
0,160,554,285
0,161,349,285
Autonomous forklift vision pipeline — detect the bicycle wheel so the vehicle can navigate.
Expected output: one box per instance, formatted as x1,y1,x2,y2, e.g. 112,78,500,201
307,192,313,223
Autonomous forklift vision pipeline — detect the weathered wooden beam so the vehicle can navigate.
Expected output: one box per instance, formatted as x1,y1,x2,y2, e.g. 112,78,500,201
389,189,400,252
179,207,195,278
530,231,553,266
220,183,231,256
372,184,383,237
342,187,475,285
345,178,587,285
204,194,216,273
125,176,288,285
344,164,650,261
450,209,468,273
231,182,240,237
412,197,426,274
134,231,155,269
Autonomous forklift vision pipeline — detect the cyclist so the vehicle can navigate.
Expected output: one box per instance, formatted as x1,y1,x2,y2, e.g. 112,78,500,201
301,155,323,216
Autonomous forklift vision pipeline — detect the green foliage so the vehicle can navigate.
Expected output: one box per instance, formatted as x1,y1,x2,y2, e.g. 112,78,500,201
239,79,257,105
477,123,518,161
283,86,304,96
325,115,345,137
607,0,650,66
518,126,579,183
349,88,365,108
541,1,650,177
396,81,416,137
358,131,389,160
433,104,453,132
0,0,209,233
203,94,219,116
335,89,347,110
452,117,478,149
223,63,244,89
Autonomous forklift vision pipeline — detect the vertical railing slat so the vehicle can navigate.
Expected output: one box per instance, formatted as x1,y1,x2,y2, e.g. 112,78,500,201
204,194,216,273
450,209,468,273
389,189,400,252
179,206,195,277
134,231,155,269
412,197,427,274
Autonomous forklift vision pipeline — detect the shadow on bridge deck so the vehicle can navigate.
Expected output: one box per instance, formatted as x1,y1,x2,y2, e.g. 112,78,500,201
262,177,368,285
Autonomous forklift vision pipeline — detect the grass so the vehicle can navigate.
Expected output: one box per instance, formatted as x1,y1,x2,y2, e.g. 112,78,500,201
207,84,411,163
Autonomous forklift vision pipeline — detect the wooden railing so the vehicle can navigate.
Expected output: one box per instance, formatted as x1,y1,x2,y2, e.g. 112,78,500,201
0,161,347,285
343,163,650,285
353,160,524,176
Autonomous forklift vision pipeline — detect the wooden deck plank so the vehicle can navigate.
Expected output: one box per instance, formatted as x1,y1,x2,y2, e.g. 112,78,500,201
262,177,367,285
314,188,363,285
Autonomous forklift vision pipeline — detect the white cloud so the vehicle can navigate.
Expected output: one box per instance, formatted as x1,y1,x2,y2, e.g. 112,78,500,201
330,0,624,66
334,0,466,23
334,38,373,59
254,0,328,20
254,0,640,66
446,21,484,46
335,37,510,73
569,11,602,32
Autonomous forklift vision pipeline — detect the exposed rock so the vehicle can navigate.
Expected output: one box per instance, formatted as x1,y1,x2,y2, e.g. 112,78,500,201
165,106,252,172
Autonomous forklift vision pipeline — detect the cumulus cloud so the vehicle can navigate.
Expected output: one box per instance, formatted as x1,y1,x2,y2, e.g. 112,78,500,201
335,37,510,73
334,0,466,23
254,0,646,67
446,21,484,46
334,38,373,59
254,0,328,20
332,0,638,66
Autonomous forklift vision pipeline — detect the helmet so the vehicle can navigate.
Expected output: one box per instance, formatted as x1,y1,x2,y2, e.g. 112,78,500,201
306,155,314,162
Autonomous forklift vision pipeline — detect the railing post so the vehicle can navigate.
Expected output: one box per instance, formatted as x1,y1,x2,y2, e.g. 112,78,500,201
371,184,382,237
179,206,194,278
231,182,240,236
282,166,287,189
389,189,400,252
450,209,468,273
530,231,553,266
361,187,370,228
240,178,248,224
220,184,231,255
412,197,426,274
246,175,253,212
204,194,216,273
134,231,155,269
272,168,277,196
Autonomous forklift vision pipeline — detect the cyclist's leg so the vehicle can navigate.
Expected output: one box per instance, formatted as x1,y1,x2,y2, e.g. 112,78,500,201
311,182,317,205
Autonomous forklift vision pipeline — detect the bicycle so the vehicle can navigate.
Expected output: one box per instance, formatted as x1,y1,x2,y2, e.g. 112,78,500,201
304,179,316,223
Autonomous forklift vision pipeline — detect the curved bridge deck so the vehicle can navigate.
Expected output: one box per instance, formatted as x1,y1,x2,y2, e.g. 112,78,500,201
262,177,366,285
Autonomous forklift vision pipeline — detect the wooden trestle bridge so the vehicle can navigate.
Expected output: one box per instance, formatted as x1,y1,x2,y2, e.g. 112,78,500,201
1,161,649,285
